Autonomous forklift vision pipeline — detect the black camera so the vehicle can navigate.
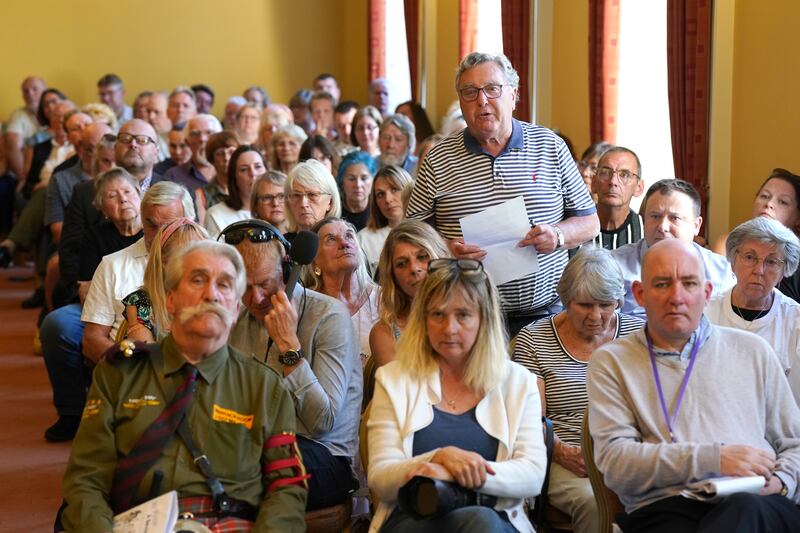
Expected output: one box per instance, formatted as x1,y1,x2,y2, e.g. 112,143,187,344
397,476,498,519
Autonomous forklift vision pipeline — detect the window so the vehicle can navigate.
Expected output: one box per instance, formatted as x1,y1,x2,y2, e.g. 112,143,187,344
385,0,412,111
475,0,504,55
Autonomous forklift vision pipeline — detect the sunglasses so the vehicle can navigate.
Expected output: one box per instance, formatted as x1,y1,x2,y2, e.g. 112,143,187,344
427,258,484,274
221,227,282,246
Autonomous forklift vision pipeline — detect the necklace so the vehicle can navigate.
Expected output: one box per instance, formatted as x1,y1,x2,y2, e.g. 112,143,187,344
440,378,464,410
730,292,772,330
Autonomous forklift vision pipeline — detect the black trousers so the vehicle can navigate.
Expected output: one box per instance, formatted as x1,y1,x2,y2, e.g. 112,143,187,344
623,493,800,533
297,435,358,511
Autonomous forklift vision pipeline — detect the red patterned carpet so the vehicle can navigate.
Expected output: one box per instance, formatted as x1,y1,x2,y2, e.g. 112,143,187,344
0,265,69,532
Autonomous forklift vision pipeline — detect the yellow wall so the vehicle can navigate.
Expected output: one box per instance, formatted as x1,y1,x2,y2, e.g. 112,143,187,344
0,0,367,119
728,0,800,228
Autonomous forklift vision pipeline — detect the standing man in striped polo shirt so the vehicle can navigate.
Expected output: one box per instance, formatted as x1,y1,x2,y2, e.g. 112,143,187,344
406,52,599,337
591,146,645,249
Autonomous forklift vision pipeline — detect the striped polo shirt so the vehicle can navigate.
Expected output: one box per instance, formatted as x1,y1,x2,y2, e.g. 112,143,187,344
406,120,596,314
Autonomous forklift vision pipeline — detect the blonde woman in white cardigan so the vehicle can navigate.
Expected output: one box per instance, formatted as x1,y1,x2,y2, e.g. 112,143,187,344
367,259,547,532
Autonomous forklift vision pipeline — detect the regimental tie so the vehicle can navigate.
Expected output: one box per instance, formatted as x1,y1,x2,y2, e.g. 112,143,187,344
110,364,198,513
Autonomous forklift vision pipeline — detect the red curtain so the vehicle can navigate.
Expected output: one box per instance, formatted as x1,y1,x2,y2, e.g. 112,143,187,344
459,0,478,61
588,0,621,143
404,0,419,102
667,0,713,232
501,0,531,123
368,0,387,83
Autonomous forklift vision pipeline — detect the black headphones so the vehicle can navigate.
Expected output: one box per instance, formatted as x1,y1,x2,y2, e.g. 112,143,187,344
219,219,293,283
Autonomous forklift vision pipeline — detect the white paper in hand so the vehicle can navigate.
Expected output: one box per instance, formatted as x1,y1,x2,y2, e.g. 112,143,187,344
460,196,538,285
680,476,766,503
112,490,178,533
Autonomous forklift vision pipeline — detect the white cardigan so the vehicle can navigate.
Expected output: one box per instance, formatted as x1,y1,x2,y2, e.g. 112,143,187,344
367,360,547,532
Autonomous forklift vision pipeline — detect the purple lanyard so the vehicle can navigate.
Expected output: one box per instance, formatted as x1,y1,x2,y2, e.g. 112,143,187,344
645,328,702,443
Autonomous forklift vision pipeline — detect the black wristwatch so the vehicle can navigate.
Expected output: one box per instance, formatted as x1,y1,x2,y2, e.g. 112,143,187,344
278,348,304,366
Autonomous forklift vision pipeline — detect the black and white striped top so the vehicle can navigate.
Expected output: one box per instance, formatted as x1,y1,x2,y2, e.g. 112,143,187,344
594,209,643,250
512,312,644,445
406,120,596,314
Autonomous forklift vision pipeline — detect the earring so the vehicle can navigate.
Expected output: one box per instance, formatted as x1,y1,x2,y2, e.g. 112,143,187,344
314,266,322,277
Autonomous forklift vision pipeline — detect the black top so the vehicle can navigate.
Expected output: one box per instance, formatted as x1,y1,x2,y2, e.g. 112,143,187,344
342,206,370,232
412,406,499,462
79,220,143,281
779,269,800,304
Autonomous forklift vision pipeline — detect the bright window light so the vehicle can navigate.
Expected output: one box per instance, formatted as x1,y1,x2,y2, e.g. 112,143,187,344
385,0,412,110
476,0,504,55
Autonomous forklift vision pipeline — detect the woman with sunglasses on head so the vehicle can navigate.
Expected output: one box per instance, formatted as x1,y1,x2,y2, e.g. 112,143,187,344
204,145,266,238
370,221,450,367
367,258,547,533
512,247,643,533
706,217,800,404
283,159,341,242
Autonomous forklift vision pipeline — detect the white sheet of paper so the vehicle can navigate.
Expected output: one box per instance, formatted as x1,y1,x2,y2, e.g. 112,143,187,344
460,196,539,285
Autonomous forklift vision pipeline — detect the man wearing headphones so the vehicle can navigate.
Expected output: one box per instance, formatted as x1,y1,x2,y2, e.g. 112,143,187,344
223,220,362,511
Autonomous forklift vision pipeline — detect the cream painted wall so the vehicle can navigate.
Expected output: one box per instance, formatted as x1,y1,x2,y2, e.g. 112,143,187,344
0,0,366,119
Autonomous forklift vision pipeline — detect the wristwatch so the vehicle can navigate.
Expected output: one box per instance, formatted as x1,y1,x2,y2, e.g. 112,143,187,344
553,225,565,249
278,348,304,366
779,478,789,497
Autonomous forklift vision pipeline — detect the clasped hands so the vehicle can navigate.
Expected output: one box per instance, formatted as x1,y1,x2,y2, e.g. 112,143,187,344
720,444,784,496
406,446,496,490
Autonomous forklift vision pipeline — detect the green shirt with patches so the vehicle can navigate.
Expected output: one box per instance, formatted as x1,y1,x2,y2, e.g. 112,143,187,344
62,336,307,532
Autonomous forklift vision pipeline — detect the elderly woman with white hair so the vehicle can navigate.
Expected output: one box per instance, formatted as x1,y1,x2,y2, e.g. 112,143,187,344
271,124,307,174
378,113,417,173
706,216,800,403
283,159,341,241
512,247,644,533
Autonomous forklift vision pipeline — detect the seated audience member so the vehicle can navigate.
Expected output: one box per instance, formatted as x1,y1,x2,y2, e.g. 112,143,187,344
439,100,466,136
415,133,445,174
133,91,152,120
124,218,208,343
97,74,132,125
378,114,418,173
289,89,314,135
61,240,307,531
310,91,337,141
224,220,362,510
252,171,288,233
706,216,800,402
191,83,215,114
3,76,46,179
82,102,119,132
271,124,307,175
590,146,644,250
337,150,376,232
205,146,266,238
578,141,613,194
143,91,171,160
333,100,359,155
588,238,800,532
395,100,435,149
284,159,341,241
313,73,341,104
259,103,294,163
306,218,378,365
368,78,390,117
196,130,239,211
351,105,382,157
167,86,197,130
369,220,449,366
16,90,70,199
367,258,547,532
513,247,644,533
357,164,413,275
154,127,192,176
299,134,340,176
165,114,222,192
222,95,246,131
611,179,734,317
244,85,270,111
235,102,261,145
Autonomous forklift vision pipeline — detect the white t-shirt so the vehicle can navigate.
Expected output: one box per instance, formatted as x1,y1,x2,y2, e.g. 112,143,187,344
352,288,379,363
357,225,391,276
204,202,251,238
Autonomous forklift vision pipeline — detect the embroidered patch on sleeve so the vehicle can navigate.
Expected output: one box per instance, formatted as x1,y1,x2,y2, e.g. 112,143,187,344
82,398,103,419
212,404,254,429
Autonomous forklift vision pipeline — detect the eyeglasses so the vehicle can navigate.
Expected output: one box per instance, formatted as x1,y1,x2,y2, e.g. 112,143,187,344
117,133,156,146
289,191,331,204
356,124,378,133
596,166,640,184
578,161,597,174
735,250,786,272
257,193,286,204
222,227,282,246
457,84,510,102
428,258,484,274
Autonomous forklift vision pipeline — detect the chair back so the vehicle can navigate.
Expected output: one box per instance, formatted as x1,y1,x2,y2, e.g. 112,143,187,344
582,408,625,533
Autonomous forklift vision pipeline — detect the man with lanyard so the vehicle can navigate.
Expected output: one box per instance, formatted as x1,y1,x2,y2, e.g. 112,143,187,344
405,51,599,337
588,239,800,532
61,240,307,531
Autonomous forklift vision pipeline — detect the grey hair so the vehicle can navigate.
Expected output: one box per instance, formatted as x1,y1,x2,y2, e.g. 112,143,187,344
92,168,141,210
250,171,287,215
557,246,626,307
284,159,341,231
164,240,247,300
186,113,222,134
455,52,520,93
380,114,417,154
141,181,197,221
726,216,800,277
598,145,642,178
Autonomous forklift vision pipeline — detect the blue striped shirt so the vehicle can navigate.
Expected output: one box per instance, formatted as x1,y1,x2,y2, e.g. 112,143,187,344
406,120,597,313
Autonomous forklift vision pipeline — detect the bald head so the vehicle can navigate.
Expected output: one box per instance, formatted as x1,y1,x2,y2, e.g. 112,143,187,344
21,76,46,111
116,119,159,177
642,239,706,284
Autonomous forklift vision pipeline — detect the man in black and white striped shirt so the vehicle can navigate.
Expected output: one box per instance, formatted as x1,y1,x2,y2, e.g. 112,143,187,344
406,52,599,337
591,146,645,249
